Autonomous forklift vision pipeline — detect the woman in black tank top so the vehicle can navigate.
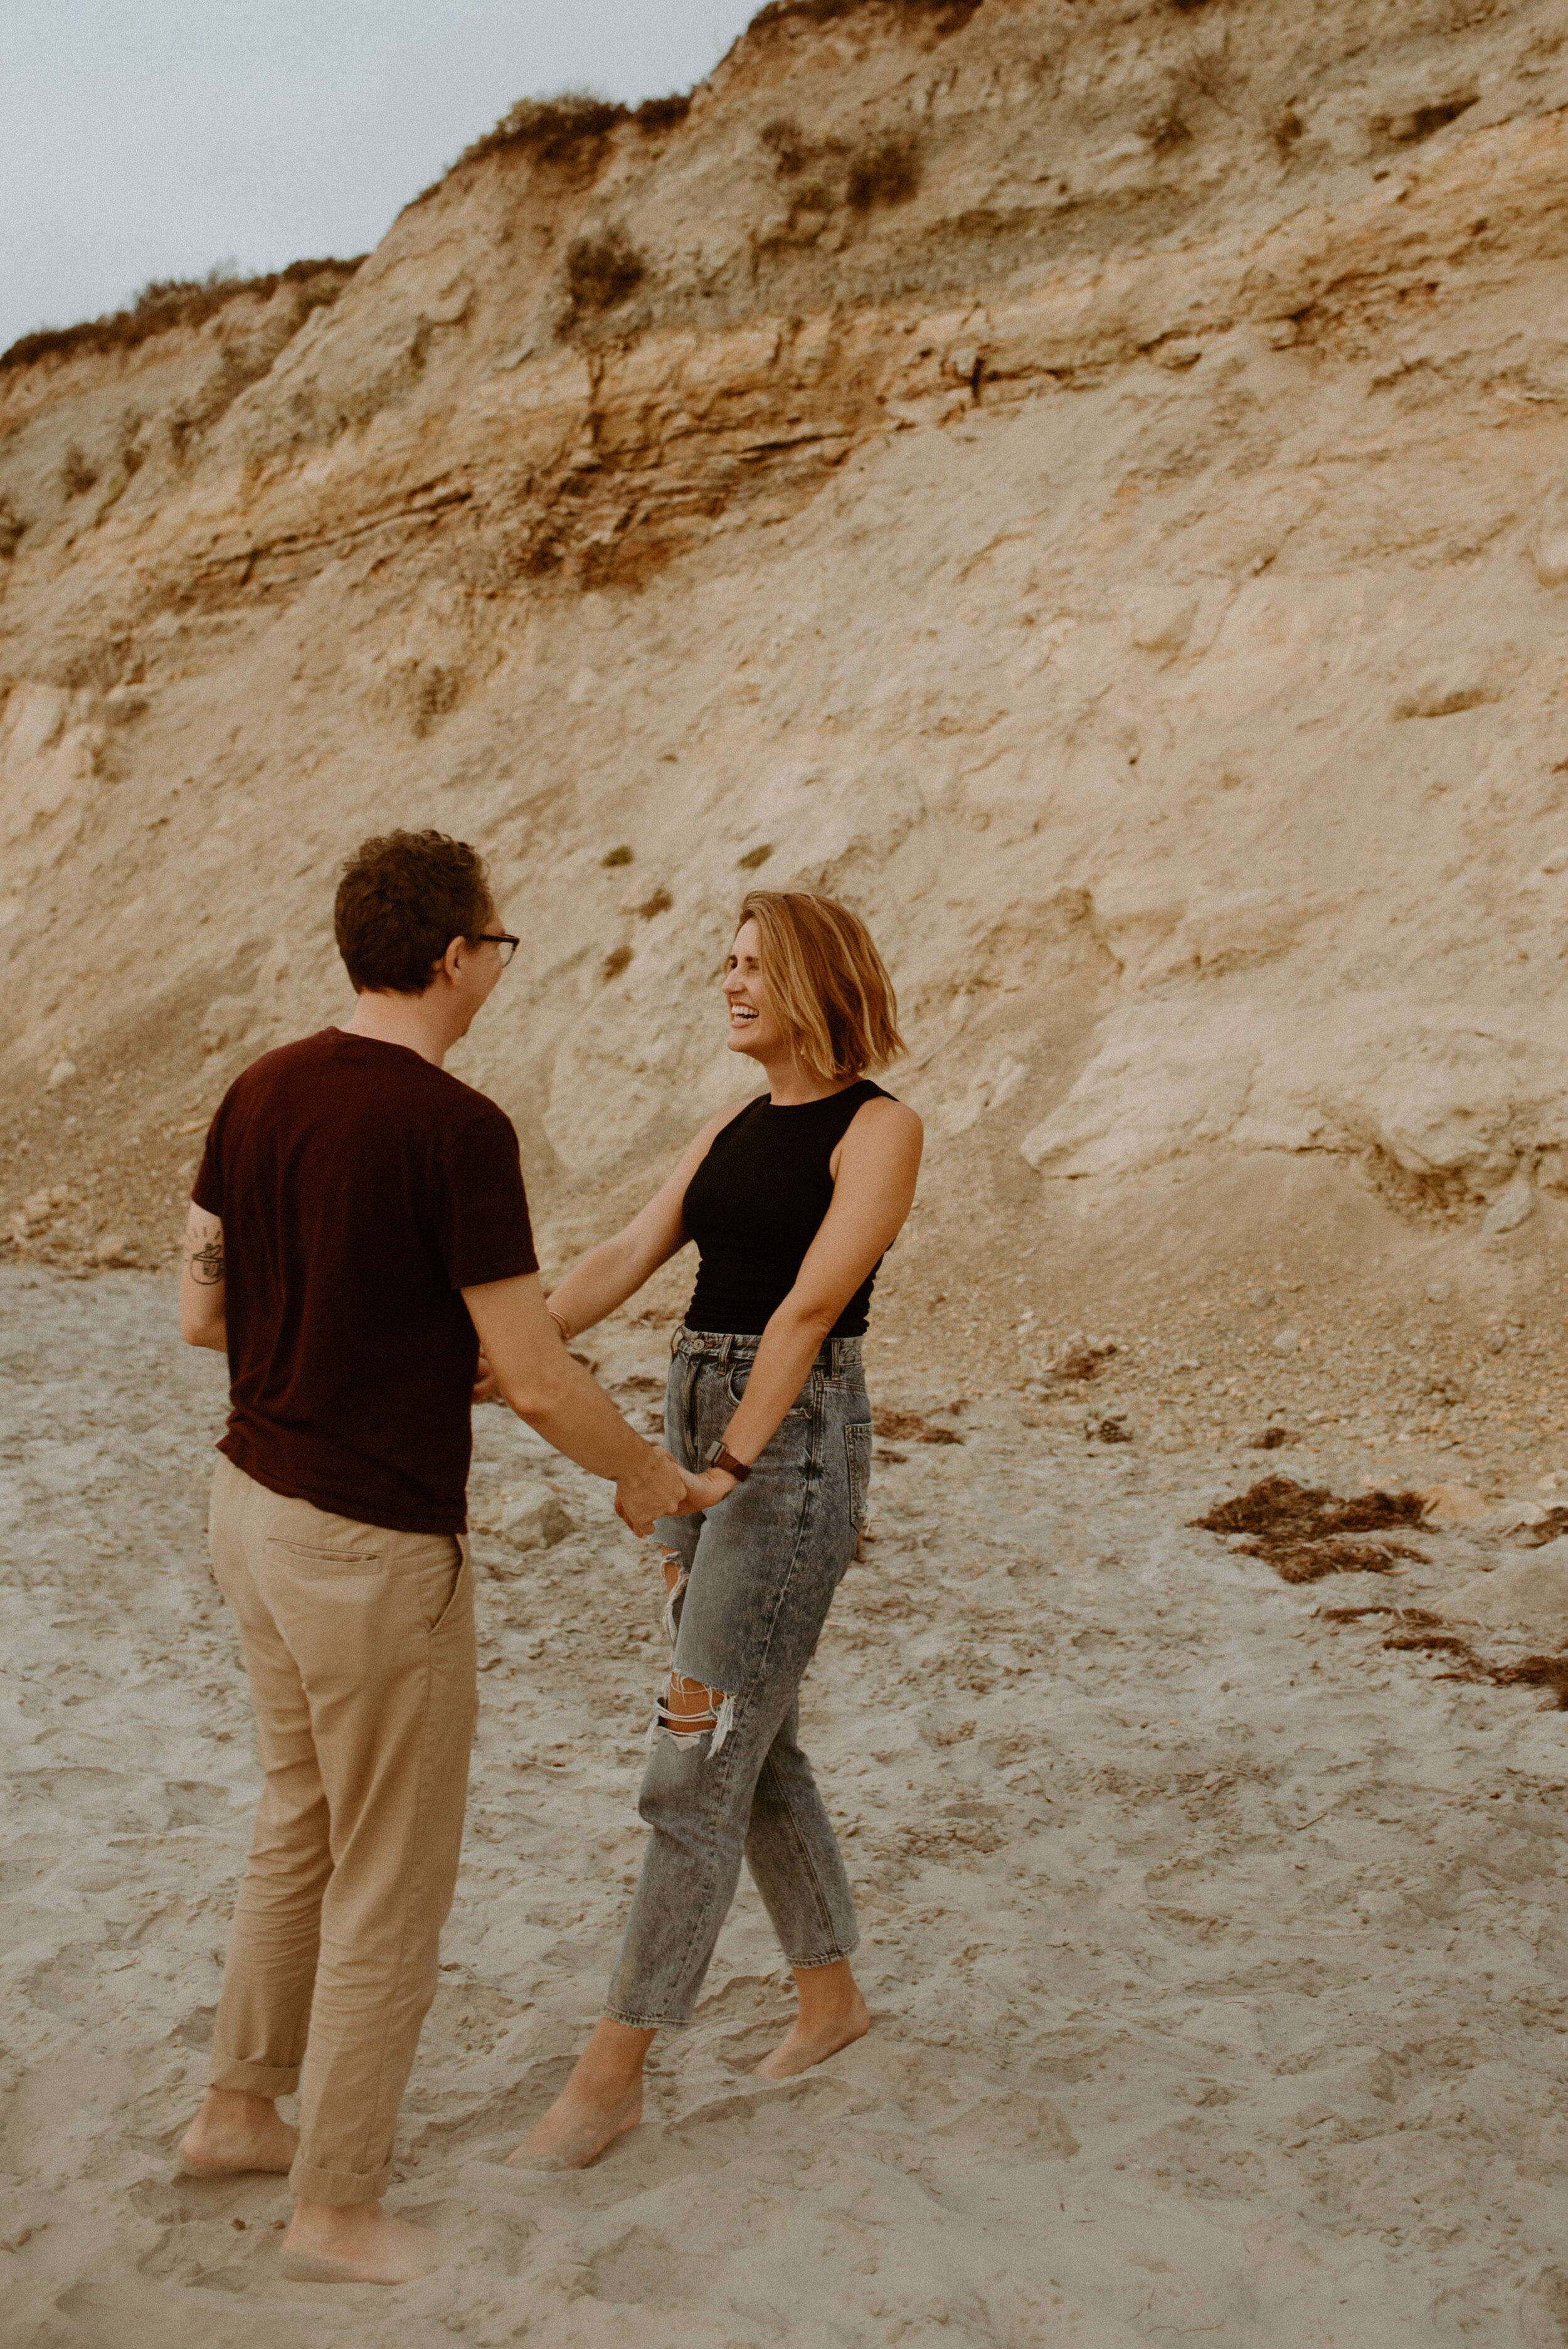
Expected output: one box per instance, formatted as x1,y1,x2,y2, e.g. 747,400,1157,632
510,892,923,2172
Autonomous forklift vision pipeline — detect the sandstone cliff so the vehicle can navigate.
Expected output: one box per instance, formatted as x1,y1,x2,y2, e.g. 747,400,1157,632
4,0,1568,1457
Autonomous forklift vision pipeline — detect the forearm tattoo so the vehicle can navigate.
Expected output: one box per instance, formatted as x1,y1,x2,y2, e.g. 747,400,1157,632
186,1233,225,1286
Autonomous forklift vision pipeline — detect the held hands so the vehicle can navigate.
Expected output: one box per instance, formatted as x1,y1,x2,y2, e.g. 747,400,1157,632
670,1466,739,1515
613,1445,699,1537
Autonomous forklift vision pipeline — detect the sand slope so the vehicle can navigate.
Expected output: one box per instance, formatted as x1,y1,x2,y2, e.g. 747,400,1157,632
5,1265,1568,2345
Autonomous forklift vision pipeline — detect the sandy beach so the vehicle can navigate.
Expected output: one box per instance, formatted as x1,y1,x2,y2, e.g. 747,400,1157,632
4,1260,1568,2346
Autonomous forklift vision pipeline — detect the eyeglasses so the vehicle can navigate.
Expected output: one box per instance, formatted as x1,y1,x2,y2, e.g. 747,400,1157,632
470,933,519,967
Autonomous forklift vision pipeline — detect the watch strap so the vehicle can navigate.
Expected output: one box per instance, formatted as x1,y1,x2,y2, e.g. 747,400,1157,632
704,1440,753,1482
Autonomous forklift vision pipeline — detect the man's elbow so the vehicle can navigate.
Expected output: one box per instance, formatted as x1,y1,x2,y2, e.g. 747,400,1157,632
495,1360,574,1425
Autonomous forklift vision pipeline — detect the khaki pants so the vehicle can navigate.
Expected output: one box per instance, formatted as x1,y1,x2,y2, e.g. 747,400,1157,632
206,1455,477,2205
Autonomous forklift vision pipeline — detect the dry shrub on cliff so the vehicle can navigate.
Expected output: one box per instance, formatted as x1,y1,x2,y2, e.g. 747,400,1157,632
565,228,647,316
1143,34,1236,154
0,258,363,374
761,116,812,176
1372,93,1480,145
1270,103,1305,159
846,129,923,209
453,88,691,175
1142,105,1195,154
60,445,98,499
751,0,983,26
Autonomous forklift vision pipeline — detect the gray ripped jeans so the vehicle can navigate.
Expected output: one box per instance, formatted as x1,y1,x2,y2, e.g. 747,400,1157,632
604,1327,872,2030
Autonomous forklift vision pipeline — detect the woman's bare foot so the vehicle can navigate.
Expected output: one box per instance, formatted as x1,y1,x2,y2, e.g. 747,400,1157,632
280,2201,436,2286
179,2088,299,2177
754,1959,871,2080
506,2018,654,2171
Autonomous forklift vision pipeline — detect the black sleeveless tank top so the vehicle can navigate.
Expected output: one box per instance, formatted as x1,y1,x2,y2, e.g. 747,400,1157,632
682,1078,893,1338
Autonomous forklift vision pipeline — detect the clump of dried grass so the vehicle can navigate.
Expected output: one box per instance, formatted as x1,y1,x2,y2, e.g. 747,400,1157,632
846,129,922,209
751,0,983,28
564,228,646,317
1,258,362,375
761,117,813,177
450,89,691,178
60,445,98,499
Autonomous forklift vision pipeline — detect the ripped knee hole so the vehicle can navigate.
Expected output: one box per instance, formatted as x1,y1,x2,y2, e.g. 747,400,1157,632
661,1670,726,1726
651,1670,737,1756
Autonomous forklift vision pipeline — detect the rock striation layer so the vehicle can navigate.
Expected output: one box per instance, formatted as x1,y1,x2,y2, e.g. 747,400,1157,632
3,0,1568,1428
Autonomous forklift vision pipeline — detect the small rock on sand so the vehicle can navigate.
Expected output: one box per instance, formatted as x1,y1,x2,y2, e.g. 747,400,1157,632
496,1483,574,1556
1422,1482,1486,1524
1449,1544,1568,1639
1271,1328,1301,1356
1482,1182,1535,1237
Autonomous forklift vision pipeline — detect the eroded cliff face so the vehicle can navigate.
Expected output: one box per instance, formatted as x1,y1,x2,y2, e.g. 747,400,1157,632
4,0,1568,1389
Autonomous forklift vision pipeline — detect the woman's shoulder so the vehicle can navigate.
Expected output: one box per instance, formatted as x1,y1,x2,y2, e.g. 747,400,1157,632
842,1088,923,1145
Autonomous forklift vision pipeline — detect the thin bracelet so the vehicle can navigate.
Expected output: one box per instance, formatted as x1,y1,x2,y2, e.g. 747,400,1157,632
546,1305,570,1344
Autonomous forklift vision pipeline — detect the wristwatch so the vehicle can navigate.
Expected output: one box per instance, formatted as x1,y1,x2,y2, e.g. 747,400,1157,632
704,1440,753,1482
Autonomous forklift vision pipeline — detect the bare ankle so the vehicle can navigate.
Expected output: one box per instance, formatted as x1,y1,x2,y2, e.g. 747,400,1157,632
576,2018,657,2100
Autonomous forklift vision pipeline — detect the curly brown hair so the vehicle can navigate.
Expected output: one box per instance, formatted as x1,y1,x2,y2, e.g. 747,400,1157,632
334,830,493,995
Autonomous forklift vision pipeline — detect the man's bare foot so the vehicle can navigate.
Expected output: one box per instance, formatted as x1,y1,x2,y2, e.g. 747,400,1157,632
754,1964,871,2080
179,2088,299,2177
280,2201,436,2286
506,2017,654,2171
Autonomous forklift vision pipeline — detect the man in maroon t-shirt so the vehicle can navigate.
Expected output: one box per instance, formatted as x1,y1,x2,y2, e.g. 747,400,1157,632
173,829,689,2285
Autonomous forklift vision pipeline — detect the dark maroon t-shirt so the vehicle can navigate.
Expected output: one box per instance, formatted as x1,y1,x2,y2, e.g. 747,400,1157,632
192,1028,538,1535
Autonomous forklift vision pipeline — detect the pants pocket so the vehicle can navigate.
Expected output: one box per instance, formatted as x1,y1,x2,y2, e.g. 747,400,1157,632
421,1539,467,1635
844,1422,872,1530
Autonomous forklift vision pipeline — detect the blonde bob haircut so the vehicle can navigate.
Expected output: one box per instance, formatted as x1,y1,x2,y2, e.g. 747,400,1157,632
736,890,906,1083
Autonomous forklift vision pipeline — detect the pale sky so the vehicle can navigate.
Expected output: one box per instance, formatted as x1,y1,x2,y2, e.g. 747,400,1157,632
0,0,763,354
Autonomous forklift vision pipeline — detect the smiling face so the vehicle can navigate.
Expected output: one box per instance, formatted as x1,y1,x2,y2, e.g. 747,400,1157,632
723,918,788,1066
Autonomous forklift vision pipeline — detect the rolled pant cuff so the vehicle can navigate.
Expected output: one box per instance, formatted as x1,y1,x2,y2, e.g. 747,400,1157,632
208,2056,301,2098
788,1938,860,1970
289,2155,395,2207
603,2007,694,2032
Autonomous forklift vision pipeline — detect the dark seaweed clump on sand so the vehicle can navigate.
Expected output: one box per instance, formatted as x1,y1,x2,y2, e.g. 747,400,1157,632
1191,1475,1431,1584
